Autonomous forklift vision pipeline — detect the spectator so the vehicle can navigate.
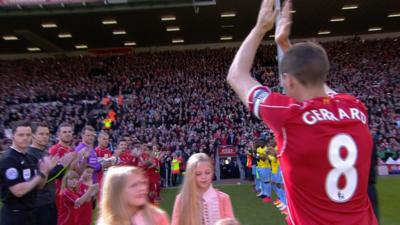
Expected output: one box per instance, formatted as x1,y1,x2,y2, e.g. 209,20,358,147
171,153,235,225
97,166,169,225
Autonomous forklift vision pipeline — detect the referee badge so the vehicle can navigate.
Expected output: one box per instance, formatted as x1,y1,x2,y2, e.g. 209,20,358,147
23,169,31,181
5,168,18,180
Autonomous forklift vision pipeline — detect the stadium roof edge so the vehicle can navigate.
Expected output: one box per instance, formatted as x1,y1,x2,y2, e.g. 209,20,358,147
0,0,216,17
1,32,399,60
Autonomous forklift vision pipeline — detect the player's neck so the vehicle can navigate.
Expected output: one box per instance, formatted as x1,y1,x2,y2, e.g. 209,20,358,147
11,145,28,154
31,142,45,151
59,141,70,148
82,141,93,148
298,87,327,102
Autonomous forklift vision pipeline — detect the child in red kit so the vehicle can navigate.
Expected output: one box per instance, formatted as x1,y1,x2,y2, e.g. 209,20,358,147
57,170,98,225
78,167,97,225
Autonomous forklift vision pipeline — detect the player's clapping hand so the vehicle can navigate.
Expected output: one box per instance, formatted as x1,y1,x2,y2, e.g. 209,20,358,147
82,149,91,158
255,0,278,34
39,155,59,175
59,152,77,167
275,0,293,49
77,147,87,158
90,183,99,194
114,149,122,157
101,159,112,168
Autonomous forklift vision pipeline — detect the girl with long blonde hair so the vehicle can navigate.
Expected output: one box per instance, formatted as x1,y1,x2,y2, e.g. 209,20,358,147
97,166,169,225
171,153,235,225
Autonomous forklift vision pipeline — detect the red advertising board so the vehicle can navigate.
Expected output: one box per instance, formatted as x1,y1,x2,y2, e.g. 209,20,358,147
218,145,237,157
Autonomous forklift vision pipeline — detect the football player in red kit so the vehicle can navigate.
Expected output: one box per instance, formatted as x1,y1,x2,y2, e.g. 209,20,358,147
49,123,74,158
227,0,378,224
95,131,114,185
138,145,161,204
57,170,98,225
48,123,76,210
77,167,96,225
116,139,136,166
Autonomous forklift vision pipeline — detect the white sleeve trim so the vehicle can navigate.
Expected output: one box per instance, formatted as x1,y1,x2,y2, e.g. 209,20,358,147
246,85,265,104
252,89,271,119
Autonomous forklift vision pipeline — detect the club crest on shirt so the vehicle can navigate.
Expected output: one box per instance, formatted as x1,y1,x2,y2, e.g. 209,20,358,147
323,98,330,105
23,169,31,181
5,168,18,180
338,192,345,200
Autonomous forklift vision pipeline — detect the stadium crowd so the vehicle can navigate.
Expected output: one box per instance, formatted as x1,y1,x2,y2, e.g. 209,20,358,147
0,35,398,225
0,37,399,169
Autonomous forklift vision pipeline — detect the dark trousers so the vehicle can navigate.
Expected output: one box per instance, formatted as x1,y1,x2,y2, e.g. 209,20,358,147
245,167,253,180
172,173,181,186
33,202,57,225
164,165,172,187
0,205,35,225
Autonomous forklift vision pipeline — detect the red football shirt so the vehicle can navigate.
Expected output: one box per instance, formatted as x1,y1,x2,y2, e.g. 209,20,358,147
58,189,80,225
146,157,161,183
131,155,142,167
77,183,92,225
49,143,73,157
118,150,134,166
95,146,113,158
139,152,150,169
49,143,73,209
95,146,113,184
248,86,378,225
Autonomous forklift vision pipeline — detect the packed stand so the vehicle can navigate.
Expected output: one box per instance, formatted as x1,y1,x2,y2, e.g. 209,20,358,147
0,37,399,170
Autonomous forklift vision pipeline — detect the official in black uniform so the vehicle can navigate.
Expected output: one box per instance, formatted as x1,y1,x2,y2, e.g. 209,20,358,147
28,122,76,225
0,121,57,225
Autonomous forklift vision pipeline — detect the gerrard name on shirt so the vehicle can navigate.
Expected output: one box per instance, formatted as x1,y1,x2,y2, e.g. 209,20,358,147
302,107,367,125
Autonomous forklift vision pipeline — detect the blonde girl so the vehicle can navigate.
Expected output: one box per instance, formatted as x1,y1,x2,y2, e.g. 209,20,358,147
172,153,235,225
97,166,169,225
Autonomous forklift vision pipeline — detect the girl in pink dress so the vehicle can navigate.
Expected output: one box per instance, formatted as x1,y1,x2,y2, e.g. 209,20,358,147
172,153,235,225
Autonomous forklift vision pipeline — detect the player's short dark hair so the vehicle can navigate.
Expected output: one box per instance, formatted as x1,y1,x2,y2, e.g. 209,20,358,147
280,42,329,87
12,120,31,134
118,138,127,144
254,139,267,149
123,135,130,141
81,125,95,135
31,122,49,134
58,122,73,132
98,131,109,138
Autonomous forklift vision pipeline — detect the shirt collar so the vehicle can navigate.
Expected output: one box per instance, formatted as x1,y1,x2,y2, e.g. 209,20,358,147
10,146,27,155
202,185,217,201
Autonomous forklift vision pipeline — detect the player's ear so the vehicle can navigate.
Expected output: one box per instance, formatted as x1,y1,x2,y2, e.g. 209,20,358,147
288,73,301,90
282,73,293,89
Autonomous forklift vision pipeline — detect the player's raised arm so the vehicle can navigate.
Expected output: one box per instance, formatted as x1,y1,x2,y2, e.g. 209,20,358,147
227,0,278,107
274,0,293,54
274,0,336,95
